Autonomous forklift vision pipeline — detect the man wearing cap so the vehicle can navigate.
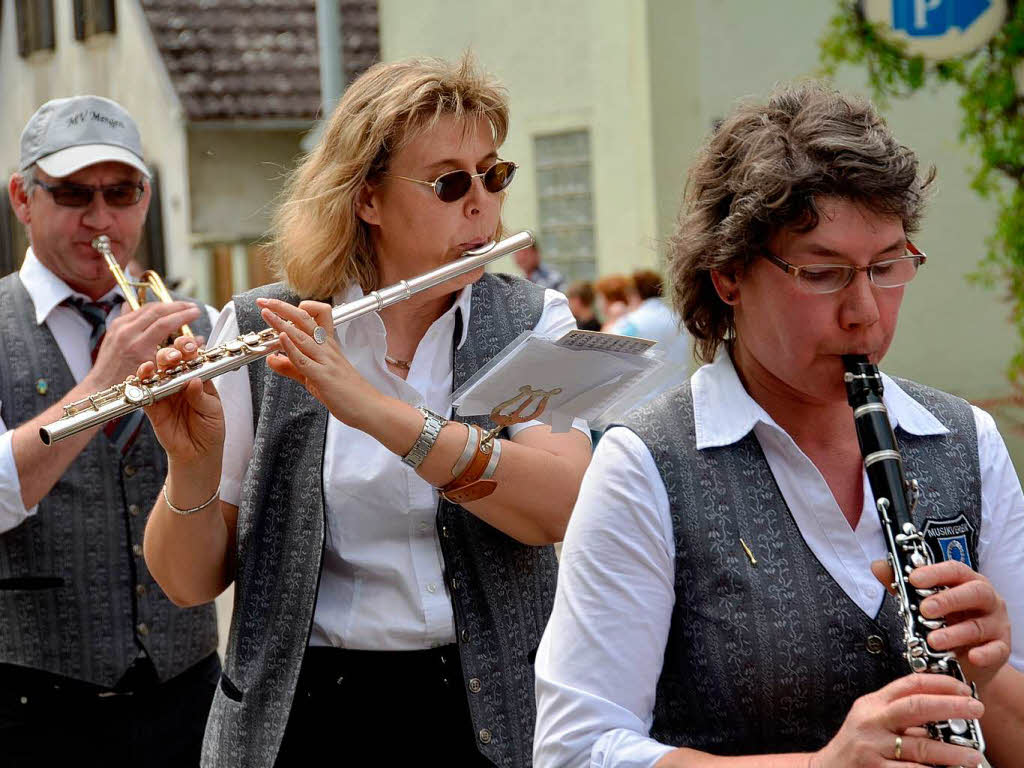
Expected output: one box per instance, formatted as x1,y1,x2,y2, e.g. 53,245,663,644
0,95,220,766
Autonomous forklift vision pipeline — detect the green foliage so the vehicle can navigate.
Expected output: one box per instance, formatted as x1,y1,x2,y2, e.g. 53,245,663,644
820,0,1024,384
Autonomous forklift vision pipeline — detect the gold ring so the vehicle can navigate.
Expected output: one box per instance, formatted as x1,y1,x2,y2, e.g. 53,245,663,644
894,735,902,761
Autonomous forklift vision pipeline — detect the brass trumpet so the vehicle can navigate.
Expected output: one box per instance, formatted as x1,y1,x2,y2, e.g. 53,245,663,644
92,234,193,337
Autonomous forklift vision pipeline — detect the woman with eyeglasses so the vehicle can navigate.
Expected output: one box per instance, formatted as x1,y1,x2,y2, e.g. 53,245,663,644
138,55,591,768
534,83,1024,767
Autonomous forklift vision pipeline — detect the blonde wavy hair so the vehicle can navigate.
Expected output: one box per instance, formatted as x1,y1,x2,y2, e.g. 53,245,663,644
668,81,934,364
270,54,509,299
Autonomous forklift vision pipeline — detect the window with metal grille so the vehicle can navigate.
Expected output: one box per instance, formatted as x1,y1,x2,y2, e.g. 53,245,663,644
533,130,596,282
73,0,116,40
15,0,55,57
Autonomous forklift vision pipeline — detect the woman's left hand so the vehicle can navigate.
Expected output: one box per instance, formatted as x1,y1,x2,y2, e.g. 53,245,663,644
258,297,387,430
872,558,1011,690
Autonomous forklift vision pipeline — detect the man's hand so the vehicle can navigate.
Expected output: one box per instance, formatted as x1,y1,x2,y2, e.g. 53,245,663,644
85,301,201,390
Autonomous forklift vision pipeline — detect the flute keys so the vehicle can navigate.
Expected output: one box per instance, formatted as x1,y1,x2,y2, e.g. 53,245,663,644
124,384,150,405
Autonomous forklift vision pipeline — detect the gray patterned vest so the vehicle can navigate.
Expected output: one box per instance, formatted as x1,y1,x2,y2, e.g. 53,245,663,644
621,379,981,754
0,273,218,687
202,273,553,768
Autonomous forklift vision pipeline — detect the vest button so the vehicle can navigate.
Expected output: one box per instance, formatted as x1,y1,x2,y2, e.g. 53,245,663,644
129,504,141,517
460,629,470,643
866,634,885,654
135,585,146,597
442,525,450,538
468,677,482,693
451,578,458,591
137,622,149,636
132,544,143,557
123,465,137,477
478,728,492,745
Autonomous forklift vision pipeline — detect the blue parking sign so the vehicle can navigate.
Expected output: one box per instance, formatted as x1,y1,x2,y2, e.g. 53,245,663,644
861,0,1006,59
892,0,991,37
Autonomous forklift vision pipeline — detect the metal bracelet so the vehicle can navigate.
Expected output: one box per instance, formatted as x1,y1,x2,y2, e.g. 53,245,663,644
401,407,448,469
481,437,502,480
450,424,480,478
162,483,220,516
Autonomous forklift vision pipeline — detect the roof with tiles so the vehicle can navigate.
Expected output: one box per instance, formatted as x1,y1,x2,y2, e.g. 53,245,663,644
140,0,379,122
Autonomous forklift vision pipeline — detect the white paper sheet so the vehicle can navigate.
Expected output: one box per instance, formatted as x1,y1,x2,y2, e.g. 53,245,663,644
452,330,663,431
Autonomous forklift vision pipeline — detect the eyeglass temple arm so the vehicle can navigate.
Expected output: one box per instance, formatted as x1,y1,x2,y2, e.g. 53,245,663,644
385,174,436,188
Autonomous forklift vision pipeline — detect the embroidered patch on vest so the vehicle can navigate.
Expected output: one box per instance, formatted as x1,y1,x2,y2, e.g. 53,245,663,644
921,514,975,568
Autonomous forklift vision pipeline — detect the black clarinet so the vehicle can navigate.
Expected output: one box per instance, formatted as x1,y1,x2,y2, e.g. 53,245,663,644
843,355,985,752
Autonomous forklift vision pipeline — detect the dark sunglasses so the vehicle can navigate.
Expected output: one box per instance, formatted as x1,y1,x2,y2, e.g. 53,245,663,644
35,179,145,208
386,160,517,203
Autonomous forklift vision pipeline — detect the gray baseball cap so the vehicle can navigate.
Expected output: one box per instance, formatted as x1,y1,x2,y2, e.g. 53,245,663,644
19,95,150,178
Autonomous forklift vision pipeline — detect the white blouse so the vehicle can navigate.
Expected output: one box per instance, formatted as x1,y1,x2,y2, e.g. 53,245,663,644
211,280,588,651
534,351,1024,768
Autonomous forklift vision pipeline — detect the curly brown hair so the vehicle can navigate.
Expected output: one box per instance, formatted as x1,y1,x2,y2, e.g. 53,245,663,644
668,81,934,364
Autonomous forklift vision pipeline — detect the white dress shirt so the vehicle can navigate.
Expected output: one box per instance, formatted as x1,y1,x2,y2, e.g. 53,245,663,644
212,281,588,651
534,351,1024,768
0,249,218,533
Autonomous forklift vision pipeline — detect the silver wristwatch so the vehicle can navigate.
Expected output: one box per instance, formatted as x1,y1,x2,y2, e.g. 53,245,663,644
401,407,448,468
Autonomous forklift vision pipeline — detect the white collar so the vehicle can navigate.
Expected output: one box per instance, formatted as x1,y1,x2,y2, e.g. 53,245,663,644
333,280,473,349
19,247,125,326
690,348,949,450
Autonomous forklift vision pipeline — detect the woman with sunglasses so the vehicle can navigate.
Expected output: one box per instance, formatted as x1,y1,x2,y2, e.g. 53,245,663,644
534,83,1024,767
139,56,591,768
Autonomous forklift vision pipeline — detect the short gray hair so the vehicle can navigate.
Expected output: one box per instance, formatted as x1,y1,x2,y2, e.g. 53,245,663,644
18,165,37,193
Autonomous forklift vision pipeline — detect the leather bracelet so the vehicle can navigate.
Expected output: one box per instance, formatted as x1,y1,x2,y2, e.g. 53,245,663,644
441,439,492,494
442,478,497,505
163,483,220,516
481,437,502,480
450,424,479,478
402,407,448,469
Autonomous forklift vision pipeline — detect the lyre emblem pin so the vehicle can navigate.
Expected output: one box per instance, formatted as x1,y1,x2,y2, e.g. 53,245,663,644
35,378,49,396
484,385,563,441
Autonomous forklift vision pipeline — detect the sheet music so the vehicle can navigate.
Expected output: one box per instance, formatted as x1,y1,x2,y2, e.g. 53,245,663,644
554,330,656,354
452,330,664,432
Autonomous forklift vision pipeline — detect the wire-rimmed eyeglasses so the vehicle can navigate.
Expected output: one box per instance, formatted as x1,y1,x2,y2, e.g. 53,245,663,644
385,160,517,203
762,241,927,294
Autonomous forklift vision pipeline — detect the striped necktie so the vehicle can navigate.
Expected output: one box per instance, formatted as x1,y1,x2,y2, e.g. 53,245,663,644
62,295,145,454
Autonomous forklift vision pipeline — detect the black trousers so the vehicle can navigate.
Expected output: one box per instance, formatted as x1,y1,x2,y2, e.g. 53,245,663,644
275,644,493,766
0,652,220,768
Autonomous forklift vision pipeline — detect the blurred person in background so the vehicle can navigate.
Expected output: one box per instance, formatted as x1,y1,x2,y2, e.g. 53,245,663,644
604,268,690,410
566,280,601,332
141,55,591,768
0,96,218,767
514,240,567,293
594,273,632,331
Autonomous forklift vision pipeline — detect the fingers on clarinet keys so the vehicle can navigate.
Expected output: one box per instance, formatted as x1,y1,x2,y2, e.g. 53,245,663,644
889,734,983,767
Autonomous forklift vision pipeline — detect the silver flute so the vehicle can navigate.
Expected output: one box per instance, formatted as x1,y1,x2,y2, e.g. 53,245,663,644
40,230,535,445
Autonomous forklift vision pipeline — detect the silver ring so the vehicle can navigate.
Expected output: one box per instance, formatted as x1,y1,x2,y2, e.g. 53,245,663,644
313,326,327,345
894,735,902,761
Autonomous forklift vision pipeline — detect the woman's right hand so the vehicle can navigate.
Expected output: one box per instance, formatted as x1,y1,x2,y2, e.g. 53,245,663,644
810,673,985,768
137,335,225,466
